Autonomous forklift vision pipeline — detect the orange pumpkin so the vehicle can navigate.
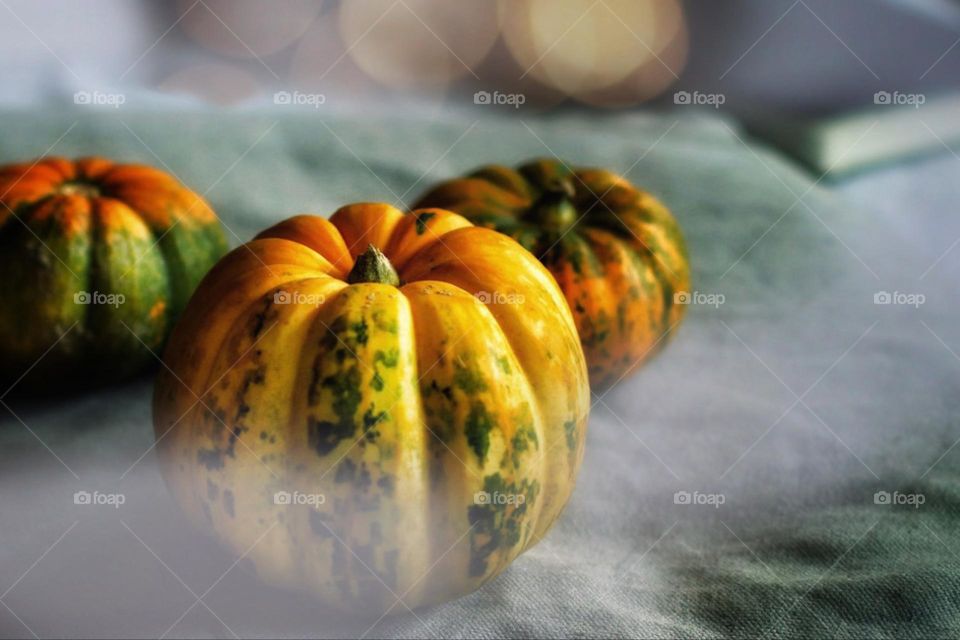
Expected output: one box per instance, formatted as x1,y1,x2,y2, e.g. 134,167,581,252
0,157,227,389
415,159,690,388
153,203,589,610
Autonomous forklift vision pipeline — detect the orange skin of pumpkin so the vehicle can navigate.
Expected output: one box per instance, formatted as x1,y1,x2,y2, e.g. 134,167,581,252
414,159,691,390
0,156,226,388
152,204,590,610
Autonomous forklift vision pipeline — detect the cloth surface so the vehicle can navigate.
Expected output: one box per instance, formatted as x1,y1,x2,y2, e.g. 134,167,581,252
1,107,959,639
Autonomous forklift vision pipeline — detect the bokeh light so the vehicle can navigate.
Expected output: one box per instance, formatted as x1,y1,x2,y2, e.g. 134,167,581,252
178,0,322,58
502,0,686,103
337,0,501,90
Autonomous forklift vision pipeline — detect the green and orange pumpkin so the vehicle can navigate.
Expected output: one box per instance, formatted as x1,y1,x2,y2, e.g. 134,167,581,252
415,159,690,389
0,157,227,389
153,203,589,611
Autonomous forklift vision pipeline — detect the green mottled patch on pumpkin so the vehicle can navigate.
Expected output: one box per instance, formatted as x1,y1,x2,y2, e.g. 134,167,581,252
414,211,436,235
467,474,540,577
371,308,398,333
566,248,583,274
377,474,395,496
371,370,384,391
509,421,539,469
563,420,577,452
350,318,369,345
496,356,511,375
454,363,487,394
423,394,456,442
374,348,399,368
510,227,541,253
362,406,387,443
308,365,362,456
197,447,225,470
464,401,494,463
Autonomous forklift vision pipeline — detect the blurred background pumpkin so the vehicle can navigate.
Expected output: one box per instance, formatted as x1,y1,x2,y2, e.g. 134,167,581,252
415,159,690,388
0,157,227,391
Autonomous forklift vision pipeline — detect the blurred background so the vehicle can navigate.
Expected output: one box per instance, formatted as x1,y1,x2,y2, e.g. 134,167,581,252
2,0,958,117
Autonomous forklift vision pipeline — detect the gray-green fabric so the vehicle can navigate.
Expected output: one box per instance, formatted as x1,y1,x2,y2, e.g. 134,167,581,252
1,108,958,639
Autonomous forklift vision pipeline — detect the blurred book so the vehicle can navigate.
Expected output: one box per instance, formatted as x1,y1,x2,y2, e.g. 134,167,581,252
748,91,960,178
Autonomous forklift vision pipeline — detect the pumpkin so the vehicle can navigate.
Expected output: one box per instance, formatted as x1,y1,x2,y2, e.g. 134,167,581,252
152,203,589,611
0,156,227,389
414,159,690,389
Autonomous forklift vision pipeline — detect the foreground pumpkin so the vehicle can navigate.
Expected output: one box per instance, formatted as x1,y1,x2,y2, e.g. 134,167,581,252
0,156,227,389
153,203,589,611
414,159,690,389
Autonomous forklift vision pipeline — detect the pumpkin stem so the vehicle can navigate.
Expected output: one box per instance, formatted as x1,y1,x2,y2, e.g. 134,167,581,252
530,178,577,230
57,181,100,198
347,244,400,286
